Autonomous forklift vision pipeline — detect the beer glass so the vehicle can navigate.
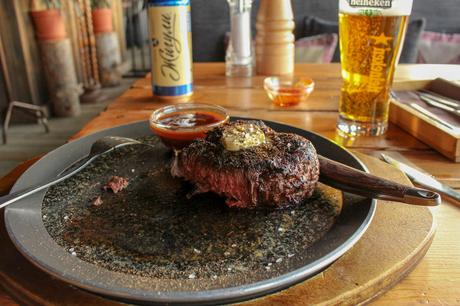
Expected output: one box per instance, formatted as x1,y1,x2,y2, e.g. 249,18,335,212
336,0,413,136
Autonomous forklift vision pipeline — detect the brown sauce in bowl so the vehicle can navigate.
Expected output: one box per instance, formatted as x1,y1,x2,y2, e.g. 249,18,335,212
150,111,227,149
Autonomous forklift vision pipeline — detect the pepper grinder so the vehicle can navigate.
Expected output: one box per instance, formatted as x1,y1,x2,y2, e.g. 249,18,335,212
255,0,295,75
226,0,254,77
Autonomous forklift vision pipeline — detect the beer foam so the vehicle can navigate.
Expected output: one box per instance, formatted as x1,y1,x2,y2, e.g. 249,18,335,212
339,0,413,16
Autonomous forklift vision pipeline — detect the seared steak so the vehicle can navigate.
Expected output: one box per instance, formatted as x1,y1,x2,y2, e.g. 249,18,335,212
171,120,320,209
103,176,129,194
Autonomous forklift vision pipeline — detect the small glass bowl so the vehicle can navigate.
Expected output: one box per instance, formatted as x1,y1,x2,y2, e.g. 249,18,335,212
149,103,229,150
264,76,315,107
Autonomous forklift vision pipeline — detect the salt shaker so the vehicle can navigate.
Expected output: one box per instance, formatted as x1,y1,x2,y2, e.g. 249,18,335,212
255,0,295,75
226,0,254,77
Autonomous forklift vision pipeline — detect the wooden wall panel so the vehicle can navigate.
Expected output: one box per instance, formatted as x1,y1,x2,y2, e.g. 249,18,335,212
0,0,49,123
0,18,10,121
62,0,83,82
112,0,127,61
0,0,34,104
0,68,7,122
14,0,48,105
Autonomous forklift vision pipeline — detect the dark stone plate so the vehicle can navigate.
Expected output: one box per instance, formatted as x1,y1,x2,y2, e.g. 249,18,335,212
4,119,375,305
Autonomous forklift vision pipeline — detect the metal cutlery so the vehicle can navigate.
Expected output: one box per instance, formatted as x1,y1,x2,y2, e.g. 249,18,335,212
0,134,441,208
0,136,146,209
319,156,440,206
418,94,460,118
417,90,460,109
381,154,460,204
409,103,460,133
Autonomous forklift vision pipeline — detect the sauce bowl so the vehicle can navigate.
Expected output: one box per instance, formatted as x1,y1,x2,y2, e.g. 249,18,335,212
149,103,229,150
264,76,315,107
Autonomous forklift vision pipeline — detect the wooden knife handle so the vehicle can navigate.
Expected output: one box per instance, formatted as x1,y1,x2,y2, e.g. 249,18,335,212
318,156,440,206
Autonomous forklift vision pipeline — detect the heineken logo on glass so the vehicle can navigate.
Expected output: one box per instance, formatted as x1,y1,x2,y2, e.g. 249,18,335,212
348,0,392,8
368,33,393,93
340,0,412,16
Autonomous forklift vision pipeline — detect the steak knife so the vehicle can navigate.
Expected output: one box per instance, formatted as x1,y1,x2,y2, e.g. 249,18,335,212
381,154,460,204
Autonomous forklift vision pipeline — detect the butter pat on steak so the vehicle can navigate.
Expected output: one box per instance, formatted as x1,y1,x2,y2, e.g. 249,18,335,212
171,121,320,209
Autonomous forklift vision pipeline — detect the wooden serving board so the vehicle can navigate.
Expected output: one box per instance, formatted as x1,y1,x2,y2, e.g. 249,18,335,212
0,153,435,306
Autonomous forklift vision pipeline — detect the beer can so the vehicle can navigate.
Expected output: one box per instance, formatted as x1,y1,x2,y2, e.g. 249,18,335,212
147,0,193,101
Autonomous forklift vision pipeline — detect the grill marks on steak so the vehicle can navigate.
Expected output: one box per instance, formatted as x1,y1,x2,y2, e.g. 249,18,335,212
171,121,320,209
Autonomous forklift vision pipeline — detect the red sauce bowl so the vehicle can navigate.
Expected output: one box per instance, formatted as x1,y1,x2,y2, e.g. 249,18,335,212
264,76,315,107
149,103,229,150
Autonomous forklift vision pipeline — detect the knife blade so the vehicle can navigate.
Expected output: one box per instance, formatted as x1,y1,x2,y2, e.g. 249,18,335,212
418,90,460,109
381,154,460,203
409,103,460,134
419,95,460,118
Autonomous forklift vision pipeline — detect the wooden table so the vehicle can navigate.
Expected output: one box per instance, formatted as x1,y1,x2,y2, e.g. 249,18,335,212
1,63,459,305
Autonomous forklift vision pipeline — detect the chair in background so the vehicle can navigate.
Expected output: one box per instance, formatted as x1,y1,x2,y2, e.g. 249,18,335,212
2,102,49,145
0,28,49,145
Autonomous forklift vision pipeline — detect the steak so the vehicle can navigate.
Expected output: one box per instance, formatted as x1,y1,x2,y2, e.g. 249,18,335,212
103,176,129,194
171,120,320,209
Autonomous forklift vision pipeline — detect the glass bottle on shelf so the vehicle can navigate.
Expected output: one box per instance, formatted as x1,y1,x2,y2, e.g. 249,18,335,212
226,0,253,77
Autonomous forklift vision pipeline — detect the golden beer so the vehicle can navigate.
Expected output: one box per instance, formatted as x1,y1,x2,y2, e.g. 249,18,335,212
337,0,412,136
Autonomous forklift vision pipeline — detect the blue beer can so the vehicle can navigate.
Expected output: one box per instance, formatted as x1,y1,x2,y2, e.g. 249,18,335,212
147,0,193,101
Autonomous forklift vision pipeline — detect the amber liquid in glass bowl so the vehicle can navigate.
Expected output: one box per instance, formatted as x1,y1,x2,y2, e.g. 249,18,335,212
264,77,315,107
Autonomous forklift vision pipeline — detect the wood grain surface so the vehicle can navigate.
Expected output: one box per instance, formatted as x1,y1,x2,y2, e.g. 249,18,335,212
1,63,459,305
0,153,436,306
390,100,460,162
